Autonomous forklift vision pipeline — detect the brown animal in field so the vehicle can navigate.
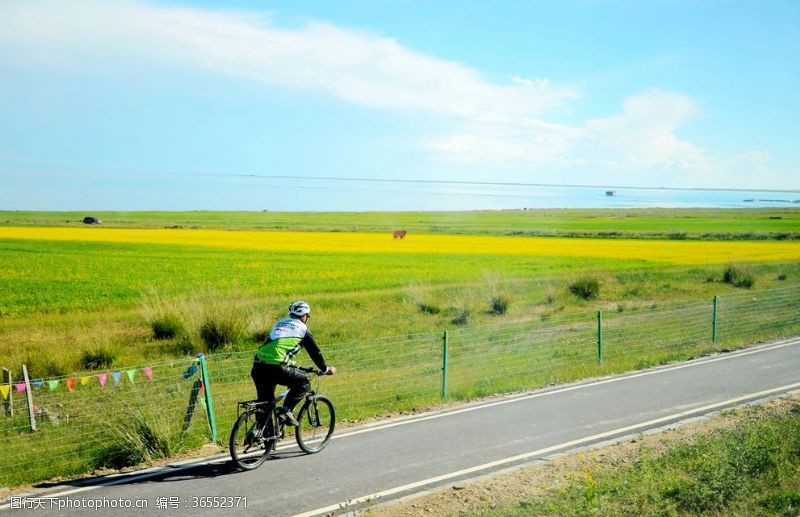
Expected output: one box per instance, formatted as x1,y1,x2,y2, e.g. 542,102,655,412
393,230,407,239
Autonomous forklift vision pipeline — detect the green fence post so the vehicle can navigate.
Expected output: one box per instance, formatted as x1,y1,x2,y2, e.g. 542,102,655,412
597,311,604,365
197,353,218,443
441,331,449,400
712,295,718,346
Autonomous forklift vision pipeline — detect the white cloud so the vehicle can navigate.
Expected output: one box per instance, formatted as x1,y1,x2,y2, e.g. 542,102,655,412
427,90,707,171
580,90,706,169
0,0,576,122
1,0,766,182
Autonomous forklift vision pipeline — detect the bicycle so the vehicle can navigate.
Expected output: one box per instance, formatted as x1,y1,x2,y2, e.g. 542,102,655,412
229,366,336,470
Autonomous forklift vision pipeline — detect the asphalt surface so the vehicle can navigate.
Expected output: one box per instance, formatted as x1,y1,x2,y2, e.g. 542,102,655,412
3,337,800,516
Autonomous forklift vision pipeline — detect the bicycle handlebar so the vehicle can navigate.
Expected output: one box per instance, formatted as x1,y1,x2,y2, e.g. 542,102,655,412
297,366,333,376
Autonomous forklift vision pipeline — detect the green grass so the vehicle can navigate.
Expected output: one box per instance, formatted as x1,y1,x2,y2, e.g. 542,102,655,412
3,287,798,488
1,233,799,377
1,209,799,488
492,402,800,516
2,208,800,239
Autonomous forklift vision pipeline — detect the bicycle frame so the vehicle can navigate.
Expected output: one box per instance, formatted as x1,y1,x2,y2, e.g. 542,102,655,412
230,365,334,470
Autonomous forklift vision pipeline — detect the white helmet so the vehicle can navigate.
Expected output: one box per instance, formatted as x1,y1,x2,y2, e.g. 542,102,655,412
288,301,311,317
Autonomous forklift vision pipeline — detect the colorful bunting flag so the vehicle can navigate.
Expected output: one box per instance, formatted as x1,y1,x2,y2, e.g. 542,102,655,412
183,363,197,379
4,365,158,397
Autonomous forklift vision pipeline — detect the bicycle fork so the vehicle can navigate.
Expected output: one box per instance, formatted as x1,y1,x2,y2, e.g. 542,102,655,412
305,396,322,427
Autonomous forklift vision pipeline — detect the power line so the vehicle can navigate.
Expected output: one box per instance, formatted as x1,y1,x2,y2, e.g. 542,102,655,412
185,173,800,194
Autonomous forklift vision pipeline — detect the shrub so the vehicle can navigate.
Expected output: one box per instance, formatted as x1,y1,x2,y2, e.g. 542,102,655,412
97,410,180,469
199,307,248,352
490,296,509,315
170,337,196,357
723,265,755,289
569,277,600,300
417,303,441,315
777,273,787,281
200,319,239,352
81,348,116,370
21,356,67,378
150,313,184,340
451,308,470,326
141,288,186,340
250,329,270,343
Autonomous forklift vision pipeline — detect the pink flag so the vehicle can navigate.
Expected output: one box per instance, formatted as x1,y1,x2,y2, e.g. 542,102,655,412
66,378,75,392
98,373,108,387
143,367,153,379
15,383,25,393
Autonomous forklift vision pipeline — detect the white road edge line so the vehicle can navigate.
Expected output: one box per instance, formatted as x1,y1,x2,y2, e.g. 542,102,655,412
1,337,797,509
331,338,800,439
291,380,800,517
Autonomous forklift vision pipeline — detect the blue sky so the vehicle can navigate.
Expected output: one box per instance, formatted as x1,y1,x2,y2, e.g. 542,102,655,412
1,0,798,210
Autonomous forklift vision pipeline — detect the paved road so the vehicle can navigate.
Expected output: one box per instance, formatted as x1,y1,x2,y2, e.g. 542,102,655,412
3,338,800,516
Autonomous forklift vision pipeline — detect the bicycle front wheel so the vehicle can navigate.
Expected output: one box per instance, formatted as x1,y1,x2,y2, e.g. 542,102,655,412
295,396,335,453
229,408,272,470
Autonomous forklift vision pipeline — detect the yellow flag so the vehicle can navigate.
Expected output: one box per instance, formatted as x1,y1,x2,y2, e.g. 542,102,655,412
80,376,91,386
0,385,9,400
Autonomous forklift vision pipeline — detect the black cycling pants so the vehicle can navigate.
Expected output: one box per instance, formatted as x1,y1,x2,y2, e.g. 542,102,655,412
251,362,310,412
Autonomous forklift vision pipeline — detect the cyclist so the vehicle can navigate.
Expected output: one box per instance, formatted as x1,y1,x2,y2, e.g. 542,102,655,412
251,301,336,426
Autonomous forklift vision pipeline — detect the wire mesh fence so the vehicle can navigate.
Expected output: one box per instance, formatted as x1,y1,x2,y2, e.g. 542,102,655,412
447,311,599,400
602,299,714,371
717,285,800,347
1,284,798,488
0,357,211,488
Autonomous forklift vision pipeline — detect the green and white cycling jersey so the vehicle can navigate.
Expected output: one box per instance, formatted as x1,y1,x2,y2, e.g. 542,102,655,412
254,317,328,371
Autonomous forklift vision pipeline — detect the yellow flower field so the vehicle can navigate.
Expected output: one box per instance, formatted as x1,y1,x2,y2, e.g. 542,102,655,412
2,226,799,265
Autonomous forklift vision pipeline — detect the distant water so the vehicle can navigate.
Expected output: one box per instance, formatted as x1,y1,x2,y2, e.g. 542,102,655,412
467,186,800,210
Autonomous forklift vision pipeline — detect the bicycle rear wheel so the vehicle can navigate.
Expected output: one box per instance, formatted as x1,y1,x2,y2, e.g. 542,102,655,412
295,395,335,453
229,408,273,470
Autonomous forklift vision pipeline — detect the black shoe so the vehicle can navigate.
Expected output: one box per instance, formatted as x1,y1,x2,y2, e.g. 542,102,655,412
278,409,299,426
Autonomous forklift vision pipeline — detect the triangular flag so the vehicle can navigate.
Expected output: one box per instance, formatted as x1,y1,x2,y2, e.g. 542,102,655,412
0,385,9,400
183,364,197,379
66,378,75,391
80,376,91,387
112,371,122,385
126,369,136,383
98,373,107,387
143,367,153,379
32,380,44,389
199,397,207,410
15,383,26,393
48,380,59,391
